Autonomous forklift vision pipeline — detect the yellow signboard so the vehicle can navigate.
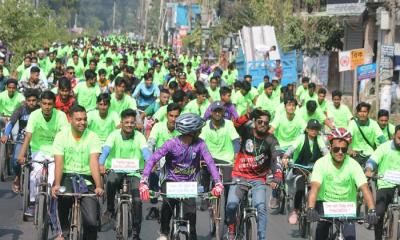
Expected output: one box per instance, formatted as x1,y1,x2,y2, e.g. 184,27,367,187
350,49,365,70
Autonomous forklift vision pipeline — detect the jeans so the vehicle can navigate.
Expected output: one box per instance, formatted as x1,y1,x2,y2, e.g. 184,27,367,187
106,172,142,237
286,170,306,210
315,201,356,240
12,142,22,176
225,177,267,240
375,187,396,240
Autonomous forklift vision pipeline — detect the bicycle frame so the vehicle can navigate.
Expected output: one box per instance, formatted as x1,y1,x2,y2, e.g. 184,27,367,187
33,159,53,226
320,217,365,240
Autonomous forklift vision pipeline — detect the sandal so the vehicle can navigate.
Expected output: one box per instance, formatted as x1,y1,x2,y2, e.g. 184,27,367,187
12,180,20,193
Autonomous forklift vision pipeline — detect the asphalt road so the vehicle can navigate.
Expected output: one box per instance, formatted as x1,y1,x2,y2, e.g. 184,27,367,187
0,178,374,240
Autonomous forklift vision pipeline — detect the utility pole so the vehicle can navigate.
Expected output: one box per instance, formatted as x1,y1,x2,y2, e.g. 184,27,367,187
144,0,149,40
112,0,116,33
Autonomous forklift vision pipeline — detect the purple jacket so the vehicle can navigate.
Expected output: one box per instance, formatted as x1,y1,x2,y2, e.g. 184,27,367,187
203,102,239,121
143,137,221,183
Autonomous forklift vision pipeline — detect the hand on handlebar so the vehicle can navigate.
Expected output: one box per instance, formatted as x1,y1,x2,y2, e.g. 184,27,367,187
270,178,282,189
99,165,106,174
0,135,7,144
51,185,60,199
139,182,150,201
367,209,378,225
94,187,104,197
211,182,224,197
307,208,320,222
281,155,289,168
18,156,25,165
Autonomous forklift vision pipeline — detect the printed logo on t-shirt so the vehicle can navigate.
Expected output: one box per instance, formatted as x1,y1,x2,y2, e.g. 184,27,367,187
245,139,254,153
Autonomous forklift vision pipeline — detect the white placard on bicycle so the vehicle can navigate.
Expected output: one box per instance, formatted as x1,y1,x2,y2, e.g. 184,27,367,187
166,182,198,198
111,158,139,172
383,170,400,184
323,202,356,218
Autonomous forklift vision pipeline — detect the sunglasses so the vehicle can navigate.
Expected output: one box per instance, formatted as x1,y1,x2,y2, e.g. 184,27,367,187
332,147,348,153
68,71,75,74
256,119,268,126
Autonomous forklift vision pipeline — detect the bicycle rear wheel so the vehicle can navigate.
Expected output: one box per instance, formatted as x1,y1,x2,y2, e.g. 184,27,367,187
172,231,189,240
35,194,49,240
0,142,6,182
22,165,30,222
244,216,257,240
307,221,317,240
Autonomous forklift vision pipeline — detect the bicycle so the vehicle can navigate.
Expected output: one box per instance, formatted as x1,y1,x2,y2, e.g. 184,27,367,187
309,216,366,240
224,179,264,240
206,163,231,240
286,162,313,238
32,158,54,240
0,130,14,182
107,169,143,240
57,186,97,240
151,183,210,240
19,145,31,222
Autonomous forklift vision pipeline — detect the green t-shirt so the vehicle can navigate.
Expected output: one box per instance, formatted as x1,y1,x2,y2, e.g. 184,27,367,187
109,93,137,115
200,120,239,163
104,130,147,176
288,134,327,162
153,70,165,86
26,109,68,155
318,100,328,114
149,121,180,149
233,92,254,116
311,154,367,203
53,126,102,176
255,92,280,120
371,141,400,189
207,87,220,102
295,85,307,98
381,123,396,141
153,105,168,122
300,92,318,106
87,110,120,144
297,107,326,125
272,86,281,101
183,99,210,117
348,118,386,156
186,71,197,87
74,82,101,111
0,91,25,116
327,103,353,129
271,113,306,148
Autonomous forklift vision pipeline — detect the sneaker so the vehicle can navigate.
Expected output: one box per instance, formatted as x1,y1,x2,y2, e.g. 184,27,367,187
225,224,235,240
288,210,298,225
24,205,35,217
268,196,280,209
157,234,168,240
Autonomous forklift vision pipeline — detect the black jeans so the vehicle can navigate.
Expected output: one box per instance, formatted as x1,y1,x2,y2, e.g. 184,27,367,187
106,172,142,236
375,187,396,240
314,201,356,240
160,182,197,237
58,176,99,240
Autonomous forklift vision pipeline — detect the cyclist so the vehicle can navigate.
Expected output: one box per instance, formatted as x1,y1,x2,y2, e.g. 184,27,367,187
295,77,309,103
51,105,104,240
316,88,328,114
207,76,220,102
282,119,329,224
307,128,377,240
233,81,256,116
99,109,150,239
183,86,209,116
18,66,47,94
55,77,75,121
176,72,193,93
204,86,238,121
297,100,326,126
365,125,400,240
0,65,7,92
142,88,170,118
299,82,317,108
347,102,386,165
109,77,137,114
257,75,270,94
18,91,68,216
87,93,120,145
226,108,282,240
153,89,187,123
0,79,25,123
97,69,111,93
377,109,395,141
255,82,280,120
139,113,223,240
132,72,160,111
1,89,40,193
74,69,100,111
326,90,353,129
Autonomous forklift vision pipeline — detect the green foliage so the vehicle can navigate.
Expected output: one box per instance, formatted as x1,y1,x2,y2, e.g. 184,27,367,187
0,0,73,69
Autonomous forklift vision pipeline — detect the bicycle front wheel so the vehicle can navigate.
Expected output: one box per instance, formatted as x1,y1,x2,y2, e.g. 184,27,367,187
0,143,6,181
121,203,129,240
35,194,49,240
244,216,257,240
389,210,400,240
22,166,30,222
172,231,189,240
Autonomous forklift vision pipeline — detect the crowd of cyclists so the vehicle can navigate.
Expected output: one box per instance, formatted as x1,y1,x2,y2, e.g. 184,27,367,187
0,34,399,240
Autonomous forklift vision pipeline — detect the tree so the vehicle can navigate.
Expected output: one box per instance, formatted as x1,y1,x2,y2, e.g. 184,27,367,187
0,0,72,69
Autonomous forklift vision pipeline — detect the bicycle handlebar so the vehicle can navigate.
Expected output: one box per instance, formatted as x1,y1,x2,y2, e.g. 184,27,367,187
57,192,97,197
105,169,144,174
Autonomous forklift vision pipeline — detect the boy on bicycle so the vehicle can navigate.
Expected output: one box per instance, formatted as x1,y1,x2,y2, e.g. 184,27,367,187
139,113,223,240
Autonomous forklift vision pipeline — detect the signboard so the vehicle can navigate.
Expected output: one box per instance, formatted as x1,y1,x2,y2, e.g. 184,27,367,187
111,158,139,172
166,182,198,198
381,69,393,81
323,202,357,218
382,45,395,57
357,63,376,80
339,51,351,72
339,49,365,72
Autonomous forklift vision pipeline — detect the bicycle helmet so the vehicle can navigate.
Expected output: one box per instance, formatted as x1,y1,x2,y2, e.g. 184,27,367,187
327,128,352,144
175,113,205,135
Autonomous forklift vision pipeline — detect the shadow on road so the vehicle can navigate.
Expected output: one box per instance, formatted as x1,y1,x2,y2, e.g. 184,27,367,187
0,188,16,199
0,228,23,240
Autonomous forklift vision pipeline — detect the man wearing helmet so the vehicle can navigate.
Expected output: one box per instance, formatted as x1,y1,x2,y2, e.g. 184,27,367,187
307,128,377,239
365,125,400,240
139,113,223,240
